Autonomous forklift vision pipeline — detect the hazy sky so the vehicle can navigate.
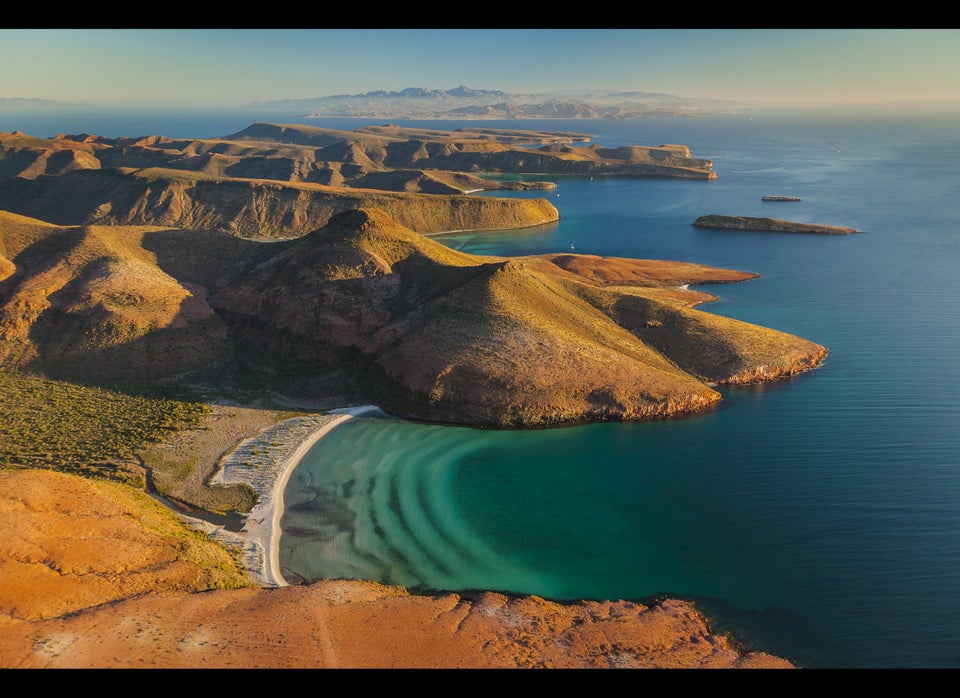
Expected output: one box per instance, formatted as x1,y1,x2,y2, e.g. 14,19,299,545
1,29,958,107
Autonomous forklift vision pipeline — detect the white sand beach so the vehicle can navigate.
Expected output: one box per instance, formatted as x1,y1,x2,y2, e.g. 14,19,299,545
208,405,383,587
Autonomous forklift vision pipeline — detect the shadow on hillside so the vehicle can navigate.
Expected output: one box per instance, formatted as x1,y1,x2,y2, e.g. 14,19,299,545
140,227,296,290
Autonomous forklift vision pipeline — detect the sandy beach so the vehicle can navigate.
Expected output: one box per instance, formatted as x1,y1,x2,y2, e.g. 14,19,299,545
209,405,383,587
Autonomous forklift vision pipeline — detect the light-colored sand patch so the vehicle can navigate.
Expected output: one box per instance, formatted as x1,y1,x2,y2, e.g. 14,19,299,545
33,633,76,661
138,403,300,514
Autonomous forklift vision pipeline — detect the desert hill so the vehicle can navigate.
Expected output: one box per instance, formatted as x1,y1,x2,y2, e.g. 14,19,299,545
225,122,716,179
0,121,717,183
0,207,826,427
0,122,718,186
0,123,718,238
0,213,250,382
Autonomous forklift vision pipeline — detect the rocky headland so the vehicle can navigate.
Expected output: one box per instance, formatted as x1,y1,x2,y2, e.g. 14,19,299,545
693,214,861,235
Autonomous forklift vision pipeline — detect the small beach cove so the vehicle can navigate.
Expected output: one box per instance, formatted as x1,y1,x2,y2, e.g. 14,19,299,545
172,404,386,587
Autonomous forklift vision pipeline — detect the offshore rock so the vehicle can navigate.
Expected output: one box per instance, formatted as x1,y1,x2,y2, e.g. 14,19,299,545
693,214,861,235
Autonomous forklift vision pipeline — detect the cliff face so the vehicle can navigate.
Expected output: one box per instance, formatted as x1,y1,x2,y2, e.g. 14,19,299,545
0,168,559,239
0,468,794,669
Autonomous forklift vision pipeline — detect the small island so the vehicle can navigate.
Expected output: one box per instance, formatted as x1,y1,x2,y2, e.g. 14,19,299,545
693,214,861,235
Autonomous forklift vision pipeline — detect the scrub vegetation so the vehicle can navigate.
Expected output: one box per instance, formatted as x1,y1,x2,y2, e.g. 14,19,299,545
0,370,208,485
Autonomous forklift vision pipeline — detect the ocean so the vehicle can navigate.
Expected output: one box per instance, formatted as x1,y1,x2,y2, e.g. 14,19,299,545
4,105,960,668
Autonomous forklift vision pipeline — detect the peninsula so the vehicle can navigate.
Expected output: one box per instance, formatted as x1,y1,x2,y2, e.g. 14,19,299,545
693,214,861,235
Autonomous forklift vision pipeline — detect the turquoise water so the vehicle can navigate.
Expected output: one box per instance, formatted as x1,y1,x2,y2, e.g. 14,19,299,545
4,107,959,667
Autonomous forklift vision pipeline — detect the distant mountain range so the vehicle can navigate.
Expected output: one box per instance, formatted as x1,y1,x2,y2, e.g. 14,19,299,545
0,98,67,109
0,89,739,120
249,86,738,119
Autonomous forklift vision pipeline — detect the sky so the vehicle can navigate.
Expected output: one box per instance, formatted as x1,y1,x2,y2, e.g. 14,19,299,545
1,29,958,108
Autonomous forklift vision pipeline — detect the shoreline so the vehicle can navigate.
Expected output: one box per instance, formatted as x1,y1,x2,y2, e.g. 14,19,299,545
207,404,384,587
265,407,381,586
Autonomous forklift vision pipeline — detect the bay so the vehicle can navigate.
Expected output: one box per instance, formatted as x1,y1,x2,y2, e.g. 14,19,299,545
279,110,960,669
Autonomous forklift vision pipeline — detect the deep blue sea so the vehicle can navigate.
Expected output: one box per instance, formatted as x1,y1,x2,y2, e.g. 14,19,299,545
5,105,959,668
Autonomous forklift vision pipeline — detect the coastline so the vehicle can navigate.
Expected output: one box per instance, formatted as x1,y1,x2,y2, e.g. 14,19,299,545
207,404,384,587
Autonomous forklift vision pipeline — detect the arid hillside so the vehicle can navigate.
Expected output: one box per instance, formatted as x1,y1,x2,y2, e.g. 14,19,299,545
0,207,826,427
224,122,717,179
0,167,558,239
